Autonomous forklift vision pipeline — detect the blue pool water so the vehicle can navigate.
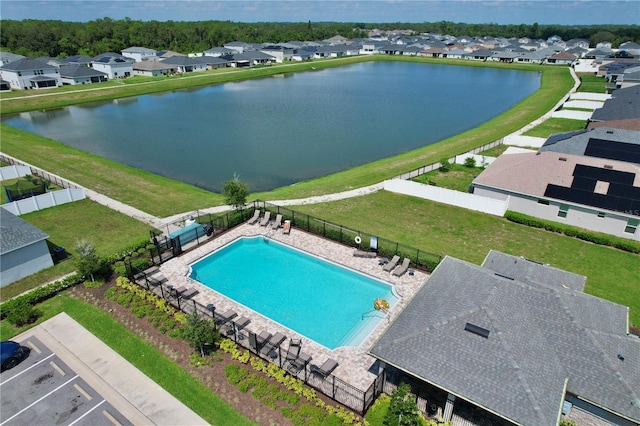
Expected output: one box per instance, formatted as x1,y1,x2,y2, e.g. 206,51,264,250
189,237,397,349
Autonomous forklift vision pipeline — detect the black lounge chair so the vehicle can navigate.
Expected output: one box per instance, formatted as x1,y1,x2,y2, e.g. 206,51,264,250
181,288,199,299
216,309,237,325
225,316,250,336
260,332,286,357
254,331,272,352
247,209,261,224
392,258,411,277
310,358,339,378
383,255,400,272
287,353,312,375
260,211,271,226
284,339,302,361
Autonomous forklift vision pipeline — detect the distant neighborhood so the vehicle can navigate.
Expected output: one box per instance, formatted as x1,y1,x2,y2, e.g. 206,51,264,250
1,32,639,91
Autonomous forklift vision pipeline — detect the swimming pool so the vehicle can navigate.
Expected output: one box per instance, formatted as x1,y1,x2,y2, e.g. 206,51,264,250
189,236,397,349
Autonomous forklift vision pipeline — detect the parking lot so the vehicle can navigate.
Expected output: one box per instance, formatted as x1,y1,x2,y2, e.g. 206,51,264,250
1,313,207,426
1,336,132,426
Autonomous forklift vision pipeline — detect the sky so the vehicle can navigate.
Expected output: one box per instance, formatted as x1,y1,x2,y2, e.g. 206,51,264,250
0,0,639,25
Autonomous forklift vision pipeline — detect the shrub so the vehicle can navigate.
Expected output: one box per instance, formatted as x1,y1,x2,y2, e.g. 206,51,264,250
463,156,476,168
224,364,249,384
4,298,42,326
439,158,452,172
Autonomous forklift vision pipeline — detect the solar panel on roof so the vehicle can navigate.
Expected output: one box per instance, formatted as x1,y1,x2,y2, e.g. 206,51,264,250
585,138,640,164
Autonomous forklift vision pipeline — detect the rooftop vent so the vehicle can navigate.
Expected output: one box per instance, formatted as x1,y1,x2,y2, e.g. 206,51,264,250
559,157,567,161
618,353,625,361
604,164,613,169
606,130,614,134
465,323,490,338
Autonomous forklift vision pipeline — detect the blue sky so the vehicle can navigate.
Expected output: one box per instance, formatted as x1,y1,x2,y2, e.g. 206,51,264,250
1,1,638,25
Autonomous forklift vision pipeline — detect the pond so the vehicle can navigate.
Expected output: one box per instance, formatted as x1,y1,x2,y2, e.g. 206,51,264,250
2,61,540,192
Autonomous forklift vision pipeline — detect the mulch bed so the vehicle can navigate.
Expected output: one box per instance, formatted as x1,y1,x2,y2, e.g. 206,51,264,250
69,277,352,426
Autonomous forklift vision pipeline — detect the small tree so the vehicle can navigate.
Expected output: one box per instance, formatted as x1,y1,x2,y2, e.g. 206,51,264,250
222,173,249,210
181,311,218,357
383,382,422,426
75,239,101,282
439,158,452,172
463,156,476,168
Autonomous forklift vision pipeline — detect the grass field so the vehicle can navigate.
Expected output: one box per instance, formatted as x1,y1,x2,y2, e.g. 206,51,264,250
0,199,153,301
293,191,640,327
523,117,588,137
576,73,608,93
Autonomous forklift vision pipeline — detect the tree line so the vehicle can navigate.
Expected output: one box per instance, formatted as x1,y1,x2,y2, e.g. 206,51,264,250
1,18,638,59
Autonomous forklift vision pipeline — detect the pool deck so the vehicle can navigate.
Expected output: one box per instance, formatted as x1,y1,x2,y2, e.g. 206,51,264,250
158,222,430,391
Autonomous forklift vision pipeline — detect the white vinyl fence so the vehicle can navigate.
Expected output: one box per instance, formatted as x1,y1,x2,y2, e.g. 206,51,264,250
0,165,32,181
1,188,86,215
383,179,509,216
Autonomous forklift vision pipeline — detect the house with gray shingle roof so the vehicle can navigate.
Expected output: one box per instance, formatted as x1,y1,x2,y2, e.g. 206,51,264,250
132,60,177,77
59,64,108,85
0,58,61,90
91,53,134,79
0,209,54,287
121,46,157,62
369,251,640,426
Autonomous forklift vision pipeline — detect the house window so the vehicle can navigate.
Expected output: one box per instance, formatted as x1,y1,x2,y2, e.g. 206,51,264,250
597,212,606,218
538,199,549,205
558,204,569,218
624,218,639,234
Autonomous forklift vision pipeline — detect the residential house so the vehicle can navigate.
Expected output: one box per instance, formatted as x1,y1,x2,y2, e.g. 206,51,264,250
590,86,640,125
91,53,134,79
196,56,229,70
159,55,208,73
223,41,252,53
546,51,577,65
203,47,236,57
59,64,108,85
0,58,61,90
259,45,294,63
61,55,94,67
221,51,275,67
370,251,640,426
132,61,177,77
472,128,640,240
0,209,54,287
121,46,157,62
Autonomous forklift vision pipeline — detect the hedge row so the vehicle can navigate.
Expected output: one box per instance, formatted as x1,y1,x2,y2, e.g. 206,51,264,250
504,211,640,254
0,272,83,320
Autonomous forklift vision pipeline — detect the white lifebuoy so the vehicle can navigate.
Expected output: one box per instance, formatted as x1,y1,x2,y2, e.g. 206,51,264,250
355,235,362,244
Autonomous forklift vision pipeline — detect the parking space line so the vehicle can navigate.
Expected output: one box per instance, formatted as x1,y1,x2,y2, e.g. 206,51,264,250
0,353,55,386
27,340,42,354
0,374,78,426
67,399,106,426
50,360,67,376
101,409,123,426
73,383,92,400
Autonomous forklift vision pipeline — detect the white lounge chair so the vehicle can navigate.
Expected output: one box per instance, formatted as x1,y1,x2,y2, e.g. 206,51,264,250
272,214,283,230
260,211,271,226
392,258,411,277
383,255,400,272
247,209,261,224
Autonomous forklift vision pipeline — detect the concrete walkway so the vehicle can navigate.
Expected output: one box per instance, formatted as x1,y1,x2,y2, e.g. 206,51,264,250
13,313,208,425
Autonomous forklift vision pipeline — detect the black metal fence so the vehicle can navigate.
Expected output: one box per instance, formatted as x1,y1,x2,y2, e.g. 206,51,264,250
130,268,384,416
252,200,442,272
0,154,81,190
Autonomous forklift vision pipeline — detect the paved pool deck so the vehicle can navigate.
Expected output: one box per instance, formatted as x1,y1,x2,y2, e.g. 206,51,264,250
158,222,430,391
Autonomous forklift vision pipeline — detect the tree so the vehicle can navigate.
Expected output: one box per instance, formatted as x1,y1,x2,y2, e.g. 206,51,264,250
222,174,249,209
181,311,218,357
383,382,423,426
439,158,452,172
75,239,101,282
463,156,477,168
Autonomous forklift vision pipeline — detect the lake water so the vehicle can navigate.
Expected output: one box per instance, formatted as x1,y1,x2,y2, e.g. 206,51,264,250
2,61,540,192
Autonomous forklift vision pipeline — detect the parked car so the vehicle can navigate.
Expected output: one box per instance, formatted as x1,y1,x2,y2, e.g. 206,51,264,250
1,340,30,372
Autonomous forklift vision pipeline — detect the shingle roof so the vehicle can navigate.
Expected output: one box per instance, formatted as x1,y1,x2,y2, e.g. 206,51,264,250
0,209,49,255
369,254,640,426
590,86,640,122
0,58,54,71
539,127,640,163
59,64,108,78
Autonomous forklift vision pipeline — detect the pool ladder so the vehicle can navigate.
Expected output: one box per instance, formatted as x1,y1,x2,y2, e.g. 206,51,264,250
362,309,387,320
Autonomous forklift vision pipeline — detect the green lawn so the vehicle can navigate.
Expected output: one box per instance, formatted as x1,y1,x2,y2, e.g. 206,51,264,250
0,199,153,302
0,294,255,426
413,164,484,192
523,117,587,138
293,191,640,326
577,73,608,93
